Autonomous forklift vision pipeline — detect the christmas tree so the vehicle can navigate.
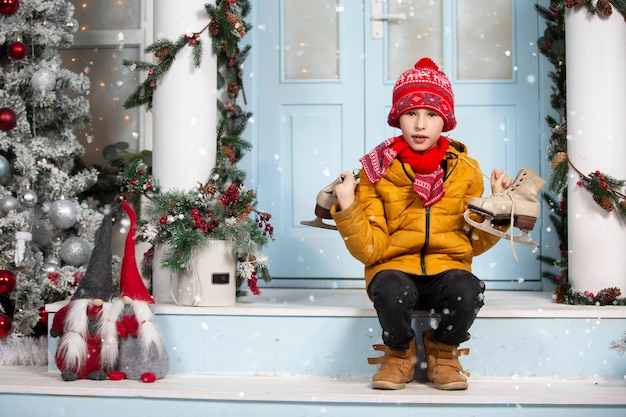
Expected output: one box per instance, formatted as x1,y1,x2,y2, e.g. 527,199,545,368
0,0,112,361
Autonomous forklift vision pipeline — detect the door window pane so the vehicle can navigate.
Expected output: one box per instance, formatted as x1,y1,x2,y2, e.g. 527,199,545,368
387,0,442,82
456,0,512,80
72,0,141,31
283,0,339,80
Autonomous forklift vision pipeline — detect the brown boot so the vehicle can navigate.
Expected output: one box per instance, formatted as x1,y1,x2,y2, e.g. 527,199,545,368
423,329,470,390
367,338,417,390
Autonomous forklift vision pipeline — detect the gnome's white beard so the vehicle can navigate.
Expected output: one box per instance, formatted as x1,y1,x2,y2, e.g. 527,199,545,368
57,299,90,371
99,301,119,369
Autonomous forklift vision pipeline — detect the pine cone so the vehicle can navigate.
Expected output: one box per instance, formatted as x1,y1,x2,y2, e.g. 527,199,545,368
209,20,220,37
234,204,253,225
222,145,235,161
596,0,613,16
202,184,218,196
593,195,614,212
565,0,588,7
155,47,171,59
554,283,565,304
226,13,246,38
551,152,568,170
596,287,622,304
227,81,239,100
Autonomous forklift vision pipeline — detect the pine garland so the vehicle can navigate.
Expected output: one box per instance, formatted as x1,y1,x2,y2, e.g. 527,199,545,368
536,1,626,305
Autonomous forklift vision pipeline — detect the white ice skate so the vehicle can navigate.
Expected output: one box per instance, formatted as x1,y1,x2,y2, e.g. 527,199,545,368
463,168,546,248
300,176,342,230
301,170,360,230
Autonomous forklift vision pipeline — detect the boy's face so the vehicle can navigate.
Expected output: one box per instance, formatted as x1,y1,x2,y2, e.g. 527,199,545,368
398,108,444,152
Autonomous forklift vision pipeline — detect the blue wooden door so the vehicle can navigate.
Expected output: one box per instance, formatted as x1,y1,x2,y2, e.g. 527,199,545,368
254,0,545,289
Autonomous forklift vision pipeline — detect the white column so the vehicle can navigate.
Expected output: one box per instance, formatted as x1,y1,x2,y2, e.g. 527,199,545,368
566,8,626,294
151,1,217,303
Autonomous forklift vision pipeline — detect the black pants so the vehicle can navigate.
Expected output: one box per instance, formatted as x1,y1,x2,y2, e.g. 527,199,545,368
367,269,485,350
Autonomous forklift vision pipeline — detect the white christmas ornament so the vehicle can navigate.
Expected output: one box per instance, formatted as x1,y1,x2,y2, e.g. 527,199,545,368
14,232,33,267
49,199,79,229
31,69,56,93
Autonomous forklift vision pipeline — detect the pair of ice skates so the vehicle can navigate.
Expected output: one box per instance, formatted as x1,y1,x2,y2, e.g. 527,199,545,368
301,168,545,248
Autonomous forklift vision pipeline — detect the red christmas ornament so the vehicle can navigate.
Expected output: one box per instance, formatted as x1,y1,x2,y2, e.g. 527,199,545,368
38,307,48,327
0,270,16,295
0,312,11,338
8,41,26,59
0,107,17,131
0,0,19,16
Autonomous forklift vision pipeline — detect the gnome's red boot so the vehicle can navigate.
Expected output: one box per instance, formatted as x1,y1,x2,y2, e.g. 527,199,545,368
367,337,417,390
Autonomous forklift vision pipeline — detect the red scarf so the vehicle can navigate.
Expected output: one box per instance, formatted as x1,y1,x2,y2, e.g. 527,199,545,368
360,136,449,206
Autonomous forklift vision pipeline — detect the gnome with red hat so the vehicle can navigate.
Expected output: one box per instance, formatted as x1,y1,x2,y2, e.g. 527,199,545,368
50,209,119,381
107,200,169,383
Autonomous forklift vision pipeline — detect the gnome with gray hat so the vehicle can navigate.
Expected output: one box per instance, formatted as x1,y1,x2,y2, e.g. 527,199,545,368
49,208,119,381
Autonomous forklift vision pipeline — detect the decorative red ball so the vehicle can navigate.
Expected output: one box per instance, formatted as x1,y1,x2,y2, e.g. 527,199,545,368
8,41,26,59
0,107,17,131
0,312,12,338
0,270,16,295
0,0,19,16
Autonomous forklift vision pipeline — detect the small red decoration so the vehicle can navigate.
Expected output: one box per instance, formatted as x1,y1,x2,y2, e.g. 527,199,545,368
0,0,19,16
38,307,48,327
0,107,17,131
0,270,16,295
0,312,12,338
8,41,26,59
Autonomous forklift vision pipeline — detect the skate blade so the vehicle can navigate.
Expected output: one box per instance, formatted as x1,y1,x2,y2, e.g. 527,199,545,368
300,217,337,230
464,210,538,248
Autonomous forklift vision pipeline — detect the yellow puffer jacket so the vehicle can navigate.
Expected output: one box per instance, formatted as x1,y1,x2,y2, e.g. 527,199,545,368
331,138,502,291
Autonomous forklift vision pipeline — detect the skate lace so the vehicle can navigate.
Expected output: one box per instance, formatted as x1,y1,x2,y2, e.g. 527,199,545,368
460,156,518,261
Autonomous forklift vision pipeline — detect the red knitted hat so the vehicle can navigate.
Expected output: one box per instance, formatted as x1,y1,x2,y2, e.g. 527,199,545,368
120,200,154,304
387,57,456,132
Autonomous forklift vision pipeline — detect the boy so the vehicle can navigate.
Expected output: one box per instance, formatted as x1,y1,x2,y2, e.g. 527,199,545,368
331,58,512,391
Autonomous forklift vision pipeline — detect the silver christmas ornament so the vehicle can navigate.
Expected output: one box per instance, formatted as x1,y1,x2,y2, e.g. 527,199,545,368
0,155,10,184
31,68,56,93
43,256,61,273
0,195,20,214
60,237,91,266
66,18,79,33
19,189,38,208
49,199,79,229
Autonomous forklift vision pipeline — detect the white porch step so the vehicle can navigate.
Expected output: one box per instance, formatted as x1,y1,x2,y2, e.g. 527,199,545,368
1,366,625,417
45,289,626,379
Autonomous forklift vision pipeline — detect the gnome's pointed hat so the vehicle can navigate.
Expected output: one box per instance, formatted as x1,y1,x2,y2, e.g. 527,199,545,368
71,209,114,301
120,200,154,304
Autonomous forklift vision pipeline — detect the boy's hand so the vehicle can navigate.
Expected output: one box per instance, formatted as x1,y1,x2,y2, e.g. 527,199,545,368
335,171,358,210
490,169,512,194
